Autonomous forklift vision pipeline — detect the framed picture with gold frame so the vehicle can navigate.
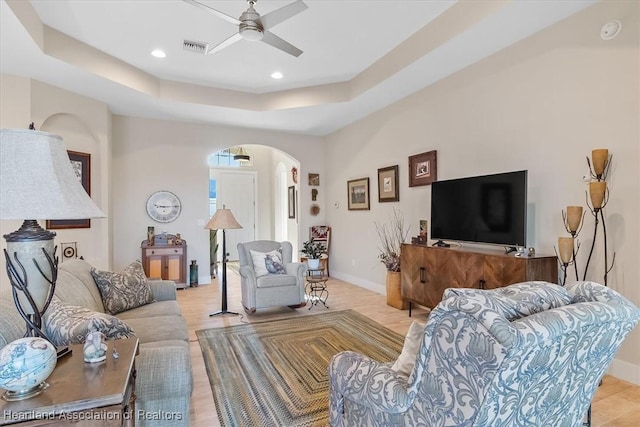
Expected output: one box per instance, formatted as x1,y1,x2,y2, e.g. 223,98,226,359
377,165,399,202
46,151,91,229
408,150,437,187
347,177,370,210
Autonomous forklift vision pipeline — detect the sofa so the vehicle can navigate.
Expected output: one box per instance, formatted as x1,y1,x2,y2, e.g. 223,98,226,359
0,259,193,427
329,281,640,426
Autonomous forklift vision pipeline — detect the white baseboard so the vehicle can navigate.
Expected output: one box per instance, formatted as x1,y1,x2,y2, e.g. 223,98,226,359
331,271,385,295
608,358,640,386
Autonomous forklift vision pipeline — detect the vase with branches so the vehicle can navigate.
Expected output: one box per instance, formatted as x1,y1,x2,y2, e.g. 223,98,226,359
376,208,411,310
375,208,410,272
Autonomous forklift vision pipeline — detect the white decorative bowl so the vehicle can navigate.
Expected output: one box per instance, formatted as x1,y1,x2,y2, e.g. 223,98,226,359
0,337,57,400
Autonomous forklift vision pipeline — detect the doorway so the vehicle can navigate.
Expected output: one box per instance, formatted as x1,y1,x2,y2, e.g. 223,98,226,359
210,169,257,262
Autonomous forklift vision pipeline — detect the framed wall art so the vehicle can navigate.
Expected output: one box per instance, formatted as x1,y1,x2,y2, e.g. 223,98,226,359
46,150,91,229
288,186,296,219
408,150,437,187
308,173,320,186
377,165,399,202
347,177,370,210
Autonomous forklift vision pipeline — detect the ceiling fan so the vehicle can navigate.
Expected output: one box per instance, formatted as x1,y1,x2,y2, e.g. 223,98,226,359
183,0,308,57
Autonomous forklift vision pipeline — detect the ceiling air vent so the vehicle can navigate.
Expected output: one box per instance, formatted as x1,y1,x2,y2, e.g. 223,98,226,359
183,40,208,54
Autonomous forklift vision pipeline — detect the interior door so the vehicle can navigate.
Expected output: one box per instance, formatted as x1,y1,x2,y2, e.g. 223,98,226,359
217,170,257,261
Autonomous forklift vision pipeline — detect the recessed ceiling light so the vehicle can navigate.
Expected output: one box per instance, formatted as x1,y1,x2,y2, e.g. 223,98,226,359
151,49,166,58
271,71,283,79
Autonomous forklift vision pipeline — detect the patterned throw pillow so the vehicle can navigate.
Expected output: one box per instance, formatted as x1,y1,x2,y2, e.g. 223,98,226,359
250,248,286,276
91,260,155,315
391,320,426,377
44,298,135,346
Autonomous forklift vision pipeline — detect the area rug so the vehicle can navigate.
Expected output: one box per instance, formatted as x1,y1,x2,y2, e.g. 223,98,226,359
196,309,404,427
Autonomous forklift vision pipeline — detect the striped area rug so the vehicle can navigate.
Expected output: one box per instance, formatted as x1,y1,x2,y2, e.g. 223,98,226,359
196,310,404,426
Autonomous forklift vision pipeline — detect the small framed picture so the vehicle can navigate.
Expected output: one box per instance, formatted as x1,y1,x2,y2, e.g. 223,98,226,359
408,150,437,187
288,186,296,219
377,165,399,202
419,220,428,237
47,151,91,229
347,177,370,210
308,173,320,186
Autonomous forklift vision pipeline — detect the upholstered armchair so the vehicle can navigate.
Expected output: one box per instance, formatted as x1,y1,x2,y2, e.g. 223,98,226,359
237,240,307,314
329,281,640,426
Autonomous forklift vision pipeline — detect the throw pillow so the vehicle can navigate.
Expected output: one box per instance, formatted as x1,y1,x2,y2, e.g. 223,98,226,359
91,260,155,315
391,320,426,378
250,248,286,277
44,298,135,346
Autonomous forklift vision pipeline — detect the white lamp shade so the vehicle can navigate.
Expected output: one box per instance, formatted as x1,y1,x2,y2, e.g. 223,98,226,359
0,129,105,220
205,207,242,230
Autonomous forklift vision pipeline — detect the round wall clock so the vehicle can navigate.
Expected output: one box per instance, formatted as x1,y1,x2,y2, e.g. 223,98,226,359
146,191,182,223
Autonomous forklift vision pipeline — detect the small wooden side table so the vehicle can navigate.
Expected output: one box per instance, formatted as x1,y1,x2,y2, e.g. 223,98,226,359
1,338,139,426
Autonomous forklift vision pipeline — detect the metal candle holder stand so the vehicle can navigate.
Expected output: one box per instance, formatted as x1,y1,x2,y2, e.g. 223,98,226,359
582,155,616,286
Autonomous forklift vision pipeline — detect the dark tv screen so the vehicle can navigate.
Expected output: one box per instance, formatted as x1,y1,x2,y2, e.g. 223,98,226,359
430,170,527,247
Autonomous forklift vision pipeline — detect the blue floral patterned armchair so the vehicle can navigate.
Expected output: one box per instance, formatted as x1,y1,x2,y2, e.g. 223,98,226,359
329,281,640,426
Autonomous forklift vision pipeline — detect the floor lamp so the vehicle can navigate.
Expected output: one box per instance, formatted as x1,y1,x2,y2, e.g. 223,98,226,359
205,205,242,316
1,128,105,354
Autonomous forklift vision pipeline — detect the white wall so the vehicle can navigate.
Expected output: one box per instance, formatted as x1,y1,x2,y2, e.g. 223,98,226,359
325,1,639,383
111,116,324,283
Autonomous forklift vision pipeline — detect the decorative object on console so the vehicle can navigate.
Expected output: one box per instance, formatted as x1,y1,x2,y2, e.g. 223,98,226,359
375,208,410,309
205,205,243,316
0,337,57,400
347,177,370,210
83,331,108,363
46,150,92,230
377,165,399,202
0,128,104,344
147,226,155,246
408,150,437,187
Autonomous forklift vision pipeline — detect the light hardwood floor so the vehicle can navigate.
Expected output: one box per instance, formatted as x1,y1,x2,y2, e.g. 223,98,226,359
177,269,640,427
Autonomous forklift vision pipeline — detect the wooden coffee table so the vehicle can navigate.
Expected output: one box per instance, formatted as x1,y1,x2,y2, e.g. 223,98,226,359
1,337,138,426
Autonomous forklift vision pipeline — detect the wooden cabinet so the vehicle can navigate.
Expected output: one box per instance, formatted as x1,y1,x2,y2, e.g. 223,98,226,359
400,244,558,309
141,240,187,289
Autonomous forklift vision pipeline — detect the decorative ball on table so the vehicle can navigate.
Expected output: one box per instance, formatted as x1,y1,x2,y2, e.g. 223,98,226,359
0,337,57,401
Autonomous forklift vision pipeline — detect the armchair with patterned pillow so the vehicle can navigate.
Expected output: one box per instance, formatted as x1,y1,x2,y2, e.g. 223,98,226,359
237,240,308,314
329,281,640,426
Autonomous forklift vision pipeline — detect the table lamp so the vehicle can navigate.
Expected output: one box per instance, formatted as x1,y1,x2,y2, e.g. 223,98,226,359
1,128,105,342
205,205,242,316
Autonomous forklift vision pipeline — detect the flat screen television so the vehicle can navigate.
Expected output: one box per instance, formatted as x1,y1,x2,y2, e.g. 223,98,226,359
430,170,527,247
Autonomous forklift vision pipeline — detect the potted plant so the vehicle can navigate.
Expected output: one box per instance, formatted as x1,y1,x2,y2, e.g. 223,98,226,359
375,208,410,309
301,238,325,270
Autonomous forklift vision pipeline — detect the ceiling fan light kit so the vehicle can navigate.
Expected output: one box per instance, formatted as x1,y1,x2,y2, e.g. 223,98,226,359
184,0,308,57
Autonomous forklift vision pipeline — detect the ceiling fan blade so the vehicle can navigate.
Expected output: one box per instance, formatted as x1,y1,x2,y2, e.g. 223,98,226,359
261,31,303,57
258,0,308,29
207,32,243,54
182,0,241,25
